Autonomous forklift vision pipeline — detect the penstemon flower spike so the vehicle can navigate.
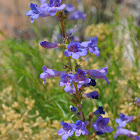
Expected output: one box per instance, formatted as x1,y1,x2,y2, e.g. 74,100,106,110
26,0,114,140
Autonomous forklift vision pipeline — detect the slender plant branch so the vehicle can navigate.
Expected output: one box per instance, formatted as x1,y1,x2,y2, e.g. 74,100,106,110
58,10,91,140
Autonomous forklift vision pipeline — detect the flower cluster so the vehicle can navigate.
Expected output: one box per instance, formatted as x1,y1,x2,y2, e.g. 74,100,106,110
26,0,66,23
57,116,112,140
113,113,139,139
26,0,113,139
57,120,89,140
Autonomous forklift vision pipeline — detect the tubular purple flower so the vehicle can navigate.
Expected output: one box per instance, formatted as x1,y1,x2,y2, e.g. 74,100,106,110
113,127,137,139
59,73,74,92
83,91,99,99
40,0,66,16
40,41,58,49
26,0,66,23
57,121,75,140
73,69,91,85
64,42,87,59
69,11,86,20
26,3,50,23
70,105,77,112
80,37,100,57
92,115,113,134
84,67,109,85
93,106,105,115
115,113,136,128
40,65,63,84
75,120,89,136
70,105,81,116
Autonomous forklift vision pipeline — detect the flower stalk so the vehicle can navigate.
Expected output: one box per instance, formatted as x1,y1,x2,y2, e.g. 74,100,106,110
26,1,113,139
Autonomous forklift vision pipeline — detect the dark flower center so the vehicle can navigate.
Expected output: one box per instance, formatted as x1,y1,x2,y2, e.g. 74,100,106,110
98,121,105,130
68,45,79,53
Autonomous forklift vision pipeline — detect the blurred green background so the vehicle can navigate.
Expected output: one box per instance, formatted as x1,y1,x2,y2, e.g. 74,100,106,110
0,0,140,139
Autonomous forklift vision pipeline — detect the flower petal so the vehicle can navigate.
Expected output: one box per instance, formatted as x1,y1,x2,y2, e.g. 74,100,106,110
105,126,113,133
103,118,109,125
26,10,34,16
48,7,57,16
64,50,71,57
40,3,49,11
64,85,71,92
57,128,65,135
62,134,69,140
58,4,66,10
79,49,87,56
72,53,79,59
75,130,81,137
90,37,98,44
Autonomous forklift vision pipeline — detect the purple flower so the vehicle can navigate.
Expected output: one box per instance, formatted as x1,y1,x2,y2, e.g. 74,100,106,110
93,107,105,115
85,67,109,85
66,3,75,12
70,105,78,113
135,136,140,140
64,42,87,59
57,121,75,140
92,115,113,134
89,107,105,118
59,73,74,92
95,131,104,135
40,41,58,49
113,127,137,139
81,37,100,57
40,65,63,84
40,0,66,16
26,3,49,23
136,97,140,106
70,105,80,115
115,113,135,127
73,69,91,85
75,120,89,136
69,10,86,20
83,91,99,99
83,78,96,87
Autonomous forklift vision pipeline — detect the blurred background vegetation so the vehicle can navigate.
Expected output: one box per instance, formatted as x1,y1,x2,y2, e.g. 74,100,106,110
0,0,140,139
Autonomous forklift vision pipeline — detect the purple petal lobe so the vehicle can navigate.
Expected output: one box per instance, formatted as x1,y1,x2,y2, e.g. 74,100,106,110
62,134,69,140
64,50,71,57
57,128,65,135
105,126,113,133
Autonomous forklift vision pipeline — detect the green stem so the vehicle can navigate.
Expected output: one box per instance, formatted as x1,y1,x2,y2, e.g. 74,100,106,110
59,12,66,40
87,135,91,140
136,107,140,134
58,10,89,138
68,57,72,71
73,82,85,121
59,12,73,71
